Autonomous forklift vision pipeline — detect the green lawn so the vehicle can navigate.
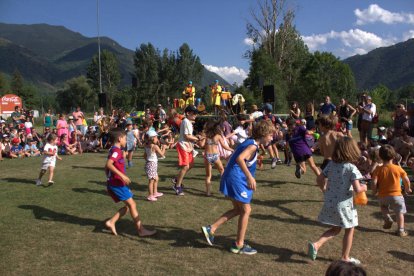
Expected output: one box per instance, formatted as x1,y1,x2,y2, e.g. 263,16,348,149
0,149,413,275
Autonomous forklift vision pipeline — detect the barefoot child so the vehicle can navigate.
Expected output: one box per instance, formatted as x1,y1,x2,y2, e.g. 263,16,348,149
36,134,62,186
308,137,367,264
104,128,156,237
371,145,412,236
199,120,234,196
201,120,274,254
144,130,167,201
317,115,344,170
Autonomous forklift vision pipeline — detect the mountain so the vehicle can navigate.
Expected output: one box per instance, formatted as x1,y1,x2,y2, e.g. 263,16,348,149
0,23,230,89
343,39,414,90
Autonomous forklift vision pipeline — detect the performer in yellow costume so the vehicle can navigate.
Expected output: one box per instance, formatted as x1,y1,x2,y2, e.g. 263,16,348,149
182,80,196,109
211,80,222,114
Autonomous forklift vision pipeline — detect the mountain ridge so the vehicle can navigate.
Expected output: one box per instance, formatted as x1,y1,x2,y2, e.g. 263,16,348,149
0,23,231,90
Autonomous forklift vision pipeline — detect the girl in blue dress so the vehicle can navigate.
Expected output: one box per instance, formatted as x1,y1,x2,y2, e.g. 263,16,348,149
201,120,274,255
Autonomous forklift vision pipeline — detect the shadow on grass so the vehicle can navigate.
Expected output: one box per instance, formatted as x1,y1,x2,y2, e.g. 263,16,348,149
1,177,35,185
72,188,108,196
72,165,102,171
18,204,152,243
388,250,414,262
260,180,315,187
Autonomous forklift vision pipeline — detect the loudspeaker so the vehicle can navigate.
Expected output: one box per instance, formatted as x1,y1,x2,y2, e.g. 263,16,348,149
132,77,138,88
98,93,107,108
263,85,275,103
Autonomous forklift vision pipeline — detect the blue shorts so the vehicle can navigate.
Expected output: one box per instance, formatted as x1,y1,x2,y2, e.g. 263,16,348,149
107,185,133,203
345,120,353,130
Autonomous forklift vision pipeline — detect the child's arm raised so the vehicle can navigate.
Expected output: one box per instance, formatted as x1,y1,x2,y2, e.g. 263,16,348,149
153,144,166,158
105,159,131,185
236,145,257,191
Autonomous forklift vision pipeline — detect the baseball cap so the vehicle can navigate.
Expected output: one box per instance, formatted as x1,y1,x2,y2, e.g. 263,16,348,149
184,105,198,114
378,126,386,131
0,120,5,123
12,137,19,144
146,130,158,137
68,116,74,120
366,96,372,100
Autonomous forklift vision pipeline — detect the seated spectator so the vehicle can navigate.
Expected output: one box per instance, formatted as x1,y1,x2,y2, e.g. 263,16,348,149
24,139,41,157
59,134,77,155
10,137,26,158
1,135,11,159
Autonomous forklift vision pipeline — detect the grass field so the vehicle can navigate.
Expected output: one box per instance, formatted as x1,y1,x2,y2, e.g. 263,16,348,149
0,149,413,275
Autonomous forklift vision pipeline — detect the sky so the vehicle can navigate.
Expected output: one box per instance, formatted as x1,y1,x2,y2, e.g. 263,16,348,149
1,0,414,84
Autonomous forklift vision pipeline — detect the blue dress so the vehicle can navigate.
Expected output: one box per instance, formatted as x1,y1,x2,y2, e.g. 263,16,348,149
220,139,258,204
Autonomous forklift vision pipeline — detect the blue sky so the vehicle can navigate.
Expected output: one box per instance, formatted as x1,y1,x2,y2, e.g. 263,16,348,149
1,0,413,84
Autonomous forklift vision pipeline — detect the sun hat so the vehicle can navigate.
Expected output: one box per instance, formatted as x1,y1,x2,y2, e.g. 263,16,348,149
146,130,158,137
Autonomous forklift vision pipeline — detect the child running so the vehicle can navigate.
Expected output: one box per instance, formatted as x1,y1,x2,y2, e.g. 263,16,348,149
200,120,234,196
201,120,274,255
144,130,167,202
371,145,412,237
104,128,156,237
288,119,320,178
308,137,367,264
36,133,62,186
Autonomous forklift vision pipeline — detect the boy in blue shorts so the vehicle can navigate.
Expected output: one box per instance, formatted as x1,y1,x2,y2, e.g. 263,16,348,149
104,128,156,237
201,120,274,254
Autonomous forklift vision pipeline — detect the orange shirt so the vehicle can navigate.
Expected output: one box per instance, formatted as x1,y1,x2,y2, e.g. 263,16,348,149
372,163,407,197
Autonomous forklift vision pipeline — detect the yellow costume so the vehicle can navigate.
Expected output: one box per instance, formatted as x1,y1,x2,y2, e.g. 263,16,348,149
182,85,195,106
211,84,222,106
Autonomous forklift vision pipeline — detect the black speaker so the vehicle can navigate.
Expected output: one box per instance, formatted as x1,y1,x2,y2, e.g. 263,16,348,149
263,85,275,103
132,77,138,88
98,93,107,108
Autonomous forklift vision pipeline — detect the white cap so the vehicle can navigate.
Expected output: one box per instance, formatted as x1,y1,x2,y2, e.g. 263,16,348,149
146,130,158,137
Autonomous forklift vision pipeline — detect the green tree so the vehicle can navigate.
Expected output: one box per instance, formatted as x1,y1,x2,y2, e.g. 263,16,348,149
57,76,95,112
87,50,121,110
369,84,391,112
11,69,24,96
0,72,7,95
298,52,356,107
134,43,160,109
176,43,203,90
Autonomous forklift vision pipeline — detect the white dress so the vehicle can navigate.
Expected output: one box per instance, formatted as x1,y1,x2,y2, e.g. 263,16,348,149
318,162,362,228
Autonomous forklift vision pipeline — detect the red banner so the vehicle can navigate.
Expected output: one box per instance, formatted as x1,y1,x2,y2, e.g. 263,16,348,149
1,94,22,114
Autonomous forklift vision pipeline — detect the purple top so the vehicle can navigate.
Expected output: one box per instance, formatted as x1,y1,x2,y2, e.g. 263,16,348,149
288,125,312,157
221,120,233,136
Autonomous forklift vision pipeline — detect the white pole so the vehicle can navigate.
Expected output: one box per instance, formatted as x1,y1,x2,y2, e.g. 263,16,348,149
97,0,103,96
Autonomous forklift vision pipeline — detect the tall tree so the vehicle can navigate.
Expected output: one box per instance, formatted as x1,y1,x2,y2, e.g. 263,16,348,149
87,50,121,110
298,52,356,106
11,69,24,96
134,43,160,109
0,72,7,95
57,76,95,112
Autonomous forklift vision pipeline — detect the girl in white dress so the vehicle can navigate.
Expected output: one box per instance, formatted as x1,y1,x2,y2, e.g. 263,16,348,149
308,137,367,265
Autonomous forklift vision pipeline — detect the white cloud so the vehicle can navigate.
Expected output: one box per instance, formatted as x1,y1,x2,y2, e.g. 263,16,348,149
203,64,248,85
302,34,328,51
243,37,255,46
355,4,414,25
403,30,414,41
302,28,396,58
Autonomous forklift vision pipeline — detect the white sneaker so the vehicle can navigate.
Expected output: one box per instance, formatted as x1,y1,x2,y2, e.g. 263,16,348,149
35,179,42,186
193,150,199,158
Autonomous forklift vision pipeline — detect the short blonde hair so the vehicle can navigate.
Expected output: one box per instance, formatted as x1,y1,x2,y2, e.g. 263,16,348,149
252,120,275,140
332,137,360,163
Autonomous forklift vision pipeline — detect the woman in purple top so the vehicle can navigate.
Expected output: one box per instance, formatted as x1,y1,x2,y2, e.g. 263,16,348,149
288,119,320,179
